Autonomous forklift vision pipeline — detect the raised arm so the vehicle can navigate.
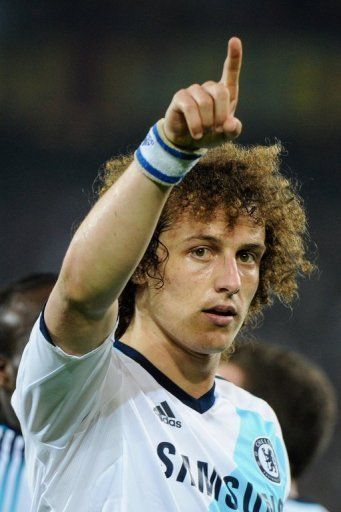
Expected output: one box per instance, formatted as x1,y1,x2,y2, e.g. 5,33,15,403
45,37,243,355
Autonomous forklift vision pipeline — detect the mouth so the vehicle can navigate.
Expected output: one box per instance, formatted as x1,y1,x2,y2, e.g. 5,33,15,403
202,305,237,327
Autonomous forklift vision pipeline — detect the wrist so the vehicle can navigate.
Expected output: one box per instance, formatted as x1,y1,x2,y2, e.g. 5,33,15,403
135,119,207,186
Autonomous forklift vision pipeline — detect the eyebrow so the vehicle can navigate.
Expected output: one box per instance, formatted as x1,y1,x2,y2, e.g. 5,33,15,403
183,235,221,243
183,236,266,254
240,243,266,255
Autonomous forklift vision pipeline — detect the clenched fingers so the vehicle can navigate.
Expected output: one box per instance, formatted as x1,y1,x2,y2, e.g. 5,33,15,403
171,82,231,137
201,81,230,132
169,89,205,139
187,84,215,132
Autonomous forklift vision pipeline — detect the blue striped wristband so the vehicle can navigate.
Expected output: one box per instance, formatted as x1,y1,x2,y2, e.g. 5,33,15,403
135,119,206,186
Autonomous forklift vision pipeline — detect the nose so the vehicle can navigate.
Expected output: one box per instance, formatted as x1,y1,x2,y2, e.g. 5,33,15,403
214,257,241,296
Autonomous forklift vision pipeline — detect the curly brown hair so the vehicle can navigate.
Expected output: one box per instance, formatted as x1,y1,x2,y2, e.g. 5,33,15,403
99,142,315,338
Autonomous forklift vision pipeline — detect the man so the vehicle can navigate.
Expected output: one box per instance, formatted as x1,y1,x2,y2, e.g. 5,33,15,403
0,273,56,512
13,38,314,511
218,341,337,512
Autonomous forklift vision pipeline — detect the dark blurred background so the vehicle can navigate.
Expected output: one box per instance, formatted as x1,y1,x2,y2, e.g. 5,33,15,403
0,1,340,508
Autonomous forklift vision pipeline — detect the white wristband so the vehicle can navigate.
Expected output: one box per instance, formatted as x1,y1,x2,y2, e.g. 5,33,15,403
135,119,207,186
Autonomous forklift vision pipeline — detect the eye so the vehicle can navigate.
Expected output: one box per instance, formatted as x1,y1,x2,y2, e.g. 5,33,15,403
191,247,212,259
238,251,256,264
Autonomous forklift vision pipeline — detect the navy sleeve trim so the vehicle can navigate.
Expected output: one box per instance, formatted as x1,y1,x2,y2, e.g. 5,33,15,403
39,307,55,346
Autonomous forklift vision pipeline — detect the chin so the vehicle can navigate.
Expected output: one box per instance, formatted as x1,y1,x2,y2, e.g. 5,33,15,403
190,334,235,356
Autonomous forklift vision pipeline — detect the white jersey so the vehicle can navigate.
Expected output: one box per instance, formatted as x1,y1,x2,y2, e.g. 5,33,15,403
0,423,31,512
284,499,329,512
13,314,290,511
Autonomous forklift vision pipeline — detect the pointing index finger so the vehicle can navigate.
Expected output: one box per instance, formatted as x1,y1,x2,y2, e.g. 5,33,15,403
220,37,242,113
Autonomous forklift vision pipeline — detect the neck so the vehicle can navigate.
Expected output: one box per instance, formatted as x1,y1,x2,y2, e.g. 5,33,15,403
121,316,219,399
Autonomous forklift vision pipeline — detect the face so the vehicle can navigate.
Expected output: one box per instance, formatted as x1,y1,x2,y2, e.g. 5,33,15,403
138,210,265,355
0,284,54,428
1,285,54,380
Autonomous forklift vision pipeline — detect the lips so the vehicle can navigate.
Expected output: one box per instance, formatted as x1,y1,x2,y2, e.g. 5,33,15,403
202,305,237,316
202,305,237,326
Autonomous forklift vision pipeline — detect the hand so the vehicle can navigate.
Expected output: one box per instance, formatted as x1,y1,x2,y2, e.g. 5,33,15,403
163,37,242,149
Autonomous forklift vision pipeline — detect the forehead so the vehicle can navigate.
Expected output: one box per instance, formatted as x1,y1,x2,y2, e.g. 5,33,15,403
163,210,265,245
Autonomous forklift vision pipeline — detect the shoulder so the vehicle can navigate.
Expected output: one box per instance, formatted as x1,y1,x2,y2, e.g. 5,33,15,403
215,376,291,498
215,375,277,419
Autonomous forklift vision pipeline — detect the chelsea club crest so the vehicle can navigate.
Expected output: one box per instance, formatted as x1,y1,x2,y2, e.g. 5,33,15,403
253,437,281,484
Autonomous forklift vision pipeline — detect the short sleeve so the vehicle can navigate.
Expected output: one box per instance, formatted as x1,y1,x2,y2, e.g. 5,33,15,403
12,313,120,448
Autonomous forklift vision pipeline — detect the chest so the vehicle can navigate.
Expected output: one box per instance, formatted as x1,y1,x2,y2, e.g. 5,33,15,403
93,381,288,511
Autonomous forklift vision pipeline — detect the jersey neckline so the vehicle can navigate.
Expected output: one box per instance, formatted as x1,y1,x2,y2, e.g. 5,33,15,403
114,339,216,414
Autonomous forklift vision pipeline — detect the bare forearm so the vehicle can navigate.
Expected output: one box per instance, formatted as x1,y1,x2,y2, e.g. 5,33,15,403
59,160,170,314
45,160,171,353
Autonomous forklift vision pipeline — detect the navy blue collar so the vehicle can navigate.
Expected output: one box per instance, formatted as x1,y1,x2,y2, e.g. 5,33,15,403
114,340,216,414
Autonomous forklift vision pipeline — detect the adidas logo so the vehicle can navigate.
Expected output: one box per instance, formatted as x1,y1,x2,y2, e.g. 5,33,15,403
153,401,182,428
